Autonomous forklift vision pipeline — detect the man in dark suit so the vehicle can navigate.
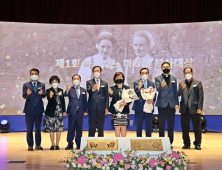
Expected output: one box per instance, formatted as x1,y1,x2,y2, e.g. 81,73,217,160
155,62,179,145
177,67,204,150
22,68,46,151
132,68,156,137
65,74,88,150
87,66,109,137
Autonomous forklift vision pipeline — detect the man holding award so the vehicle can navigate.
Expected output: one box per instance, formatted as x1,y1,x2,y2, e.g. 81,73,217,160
177,67,204,150
133,68,156,137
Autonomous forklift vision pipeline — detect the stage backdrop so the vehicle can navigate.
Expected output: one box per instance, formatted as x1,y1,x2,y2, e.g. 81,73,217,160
0,21,222,116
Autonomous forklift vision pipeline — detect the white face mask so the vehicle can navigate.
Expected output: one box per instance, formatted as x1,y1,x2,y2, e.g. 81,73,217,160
31,75,38,81
185,74,192,80
73,80,80,86
52,83,59,88
141,75,148,80
94,72,100,79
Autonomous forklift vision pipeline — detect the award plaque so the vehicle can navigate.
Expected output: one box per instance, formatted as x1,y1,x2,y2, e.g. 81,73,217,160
130,139,163,151
87,140,118,151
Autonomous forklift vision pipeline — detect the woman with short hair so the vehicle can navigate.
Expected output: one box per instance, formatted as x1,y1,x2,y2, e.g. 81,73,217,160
45,75,66,150
108,72,131,137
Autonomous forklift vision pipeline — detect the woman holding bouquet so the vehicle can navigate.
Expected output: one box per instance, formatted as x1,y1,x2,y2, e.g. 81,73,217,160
45,75,66,150
109,72,131,137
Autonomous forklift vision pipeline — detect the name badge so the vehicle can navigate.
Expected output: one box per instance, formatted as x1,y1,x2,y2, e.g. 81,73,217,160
171,81,175,83
101,85,105,87
82,92,85,94
193,84,197,87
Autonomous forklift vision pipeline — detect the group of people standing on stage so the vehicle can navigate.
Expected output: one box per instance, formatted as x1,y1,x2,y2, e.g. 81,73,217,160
23,61,204,152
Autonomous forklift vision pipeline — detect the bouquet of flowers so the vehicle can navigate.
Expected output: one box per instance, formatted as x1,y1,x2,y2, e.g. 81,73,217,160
113,99,125,113
141,86,156,113
64,147,188,170
114,88,139,112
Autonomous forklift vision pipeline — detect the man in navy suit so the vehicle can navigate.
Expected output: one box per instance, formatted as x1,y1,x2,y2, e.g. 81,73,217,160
65,74,88,150
22,68,46,151
133,68,156,137
87,66,109,137
155,62,179,145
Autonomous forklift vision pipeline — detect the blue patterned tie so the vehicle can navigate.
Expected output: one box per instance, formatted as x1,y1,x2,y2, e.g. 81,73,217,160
143,81,147,89
33,83,36,93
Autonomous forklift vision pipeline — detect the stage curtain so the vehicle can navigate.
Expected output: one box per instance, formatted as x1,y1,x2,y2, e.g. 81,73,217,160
0,0,222,24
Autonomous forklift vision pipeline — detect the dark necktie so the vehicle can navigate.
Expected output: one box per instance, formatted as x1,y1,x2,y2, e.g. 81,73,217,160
33,83,36,93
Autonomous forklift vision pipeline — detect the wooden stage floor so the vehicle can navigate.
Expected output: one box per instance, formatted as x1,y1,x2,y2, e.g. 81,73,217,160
0,131,222,170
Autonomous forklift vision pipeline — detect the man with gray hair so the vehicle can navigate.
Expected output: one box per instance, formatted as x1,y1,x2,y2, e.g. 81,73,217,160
177,67,204,150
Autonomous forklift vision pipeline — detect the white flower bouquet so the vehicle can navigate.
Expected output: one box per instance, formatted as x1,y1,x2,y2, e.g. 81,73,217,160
114,88,139,112
141,86,156,113
122,88,139,103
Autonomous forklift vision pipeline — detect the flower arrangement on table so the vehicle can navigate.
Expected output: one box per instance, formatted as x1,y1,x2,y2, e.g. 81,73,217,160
141,86,156,113
64,147,188,170
114,88,139,112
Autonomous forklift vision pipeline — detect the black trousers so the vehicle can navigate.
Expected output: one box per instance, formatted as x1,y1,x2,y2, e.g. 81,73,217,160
158,104,175,144
88,109,105,137
181,108,202,146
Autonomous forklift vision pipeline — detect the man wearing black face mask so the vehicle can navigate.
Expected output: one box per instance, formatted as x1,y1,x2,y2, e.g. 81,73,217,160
155,62,179,145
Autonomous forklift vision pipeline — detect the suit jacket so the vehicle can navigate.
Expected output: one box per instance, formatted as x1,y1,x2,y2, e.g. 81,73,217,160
87,78,109,112
108,84,131,114
132,79,156,113
45,87,66,117
155,74,179,108
65,86,88,116
177,79,204,114
22,81,46,114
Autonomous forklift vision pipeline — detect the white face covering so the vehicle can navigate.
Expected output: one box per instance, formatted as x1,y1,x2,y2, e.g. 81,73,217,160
73,80,80,86
31,75,38,81
94,72,100,79
52,83,59,88
185,74,192,80
141,75,148,80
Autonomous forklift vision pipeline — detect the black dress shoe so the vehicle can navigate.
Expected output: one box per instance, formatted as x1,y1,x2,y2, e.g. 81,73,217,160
55,146,60,150
35,146,43,151
28,146,33,151
50,146,54,150
182,145,190,149
76,145,80,150
65,145,73,150
195,145,201,150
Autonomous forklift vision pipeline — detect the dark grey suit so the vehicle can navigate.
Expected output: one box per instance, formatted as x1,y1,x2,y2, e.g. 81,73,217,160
177,79,204,114
87,78,109,137
177,78,204,146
